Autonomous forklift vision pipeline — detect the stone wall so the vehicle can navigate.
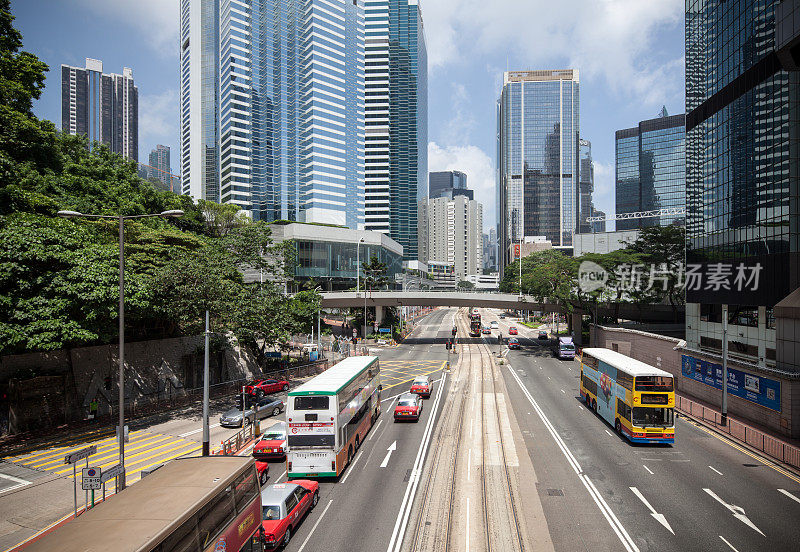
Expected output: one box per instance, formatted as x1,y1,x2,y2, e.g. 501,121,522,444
591,325,800,438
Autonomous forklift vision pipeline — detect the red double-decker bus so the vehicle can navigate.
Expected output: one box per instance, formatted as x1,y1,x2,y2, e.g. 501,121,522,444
469,311,481,337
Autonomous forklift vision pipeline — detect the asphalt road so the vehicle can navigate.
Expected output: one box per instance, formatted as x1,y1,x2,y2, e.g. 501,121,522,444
485,309,800,552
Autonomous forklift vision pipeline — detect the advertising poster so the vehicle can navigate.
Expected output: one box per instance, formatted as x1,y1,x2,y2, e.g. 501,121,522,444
681,355,781,411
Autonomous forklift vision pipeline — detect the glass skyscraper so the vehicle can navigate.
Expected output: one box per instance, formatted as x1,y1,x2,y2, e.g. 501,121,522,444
614,111,685,230
497,70,580,273
685,0,800,367
181,0,365,228
578,139,595,234
364,0,427,259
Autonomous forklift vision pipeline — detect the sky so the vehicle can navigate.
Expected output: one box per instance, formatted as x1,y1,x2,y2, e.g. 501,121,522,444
11,0,686,234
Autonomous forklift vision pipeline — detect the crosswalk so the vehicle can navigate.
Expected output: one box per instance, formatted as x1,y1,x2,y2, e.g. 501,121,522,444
5,430,200,486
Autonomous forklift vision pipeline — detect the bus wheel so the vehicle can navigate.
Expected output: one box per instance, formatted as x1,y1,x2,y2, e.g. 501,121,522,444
592,399,597,412
615,419,621,434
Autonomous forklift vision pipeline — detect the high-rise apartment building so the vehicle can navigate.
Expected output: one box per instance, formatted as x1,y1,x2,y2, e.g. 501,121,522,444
578,139,595,234
180,0,365,228
425,195,483,281
363,0,427,258
497,70,580,274
61,58,138,160
148,145,171,188
685,0,800,371
615,110,685,230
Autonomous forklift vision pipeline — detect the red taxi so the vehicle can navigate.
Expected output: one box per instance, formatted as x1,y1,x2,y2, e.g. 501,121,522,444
409,375,433,398
246,378,290,396
260,481,320,549
394,393,423,422
508,326,518,335
253,421,287,484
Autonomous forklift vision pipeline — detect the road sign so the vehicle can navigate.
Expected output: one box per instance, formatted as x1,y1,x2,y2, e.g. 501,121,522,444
265,351,282,359
64,445,97,465
100,464,124,484
379,327,391,333
82,467,102,490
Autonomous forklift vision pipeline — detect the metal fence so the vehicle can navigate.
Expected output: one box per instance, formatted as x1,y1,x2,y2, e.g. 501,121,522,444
675,395,800,470
217,422,257,456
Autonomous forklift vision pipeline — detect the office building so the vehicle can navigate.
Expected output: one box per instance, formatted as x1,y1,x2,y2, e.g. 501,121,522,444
573,229,640,256
425,195,483,280
363,0,427,259
497,69,580,275
591,210,606,233
466,272,500,290
180,0,365,227
429,170,468,198
685,0,800,372
61,58,138,160
615,109,685,230
147,145,172,189
578,139,595,234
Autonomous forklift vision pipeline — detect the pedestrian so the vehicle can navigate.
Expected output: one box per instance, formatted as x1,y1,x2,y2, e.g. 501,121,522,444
89,397,99,421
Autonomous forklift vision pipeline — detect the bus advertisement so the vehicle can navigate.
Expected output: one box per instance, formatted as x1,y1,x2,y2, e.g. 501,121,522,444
286,356,381,478
579,348,675,444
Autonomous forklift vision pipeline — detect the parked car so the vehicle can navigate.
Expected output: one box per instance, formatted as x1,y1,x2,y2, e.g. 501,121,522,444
481,325,492,334
394,393,423,422
260,481,320,550
220,395,284,428
538,330,549,340
508,326,518,335
508,337,520,349
410,376,433,398
246,378,290,396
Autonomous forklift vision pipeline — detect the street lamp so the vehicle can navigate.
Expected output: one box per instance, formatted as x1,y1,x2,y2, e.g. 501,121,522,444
356,237,366,339
57,209,184,488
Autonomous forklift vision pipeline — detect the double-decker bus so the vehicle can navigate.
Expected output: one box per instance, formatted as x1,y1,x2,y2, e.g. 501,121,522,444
25,456,264,552
286,356,381,478
469,311,481,337
579,348,675,444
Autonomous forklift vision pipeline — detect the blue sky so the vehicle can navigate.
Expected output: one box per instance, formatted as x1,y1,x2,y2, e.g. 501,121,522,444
12,0,685,232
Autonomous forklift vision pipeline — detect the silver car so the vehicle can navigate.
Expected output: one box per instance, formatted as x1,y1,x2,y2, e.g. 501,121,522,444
220,395,284,428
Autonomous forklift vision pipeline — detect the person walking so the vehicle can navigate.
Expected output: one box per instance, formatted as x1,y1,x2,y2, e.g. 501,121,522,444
89,397,99,421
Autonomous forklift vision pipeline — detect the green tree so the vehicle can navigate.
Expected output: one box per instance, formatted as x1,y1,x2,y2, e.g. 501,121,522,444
362,256,389,290
457,279,475,290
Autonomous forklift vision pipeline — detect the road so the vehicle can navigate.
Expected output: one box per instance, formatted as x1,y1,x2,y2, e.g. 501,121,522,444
486,309,800,552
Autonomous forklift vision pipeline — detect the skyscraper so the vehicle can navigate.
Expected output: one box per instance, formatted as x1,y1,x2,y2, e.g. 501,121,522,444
615,110,685,230
685,0,800,369
425,195,483,280
61,58,138,160
497,70,580,274
180,0,365,228
578,139,594,234
148,145,171,188
429,171,472,199
363,0,427,258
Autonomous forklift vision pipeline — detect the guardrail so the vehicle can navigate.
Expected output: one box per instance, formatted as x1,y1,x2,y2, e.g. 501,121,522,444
675,395,800,470
217,422,257,456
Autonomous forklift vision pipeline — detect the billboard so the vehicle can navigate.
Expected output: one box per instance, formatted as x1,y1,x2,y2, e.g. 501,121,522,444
681,355,781,411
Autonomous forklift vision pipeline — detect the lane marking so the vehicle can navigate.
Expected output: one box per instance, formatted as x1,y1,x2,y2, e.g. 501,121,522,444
629,486,674,535
0,473,31,495
719,535,741,552
578,405,584,410
385,398,397,414
778,488,800,504
506,365,639,552
386,371,448,552
643,465,654,475
178,423,221,437
296,499,333,552
709,466,723,476
466,496,470,552
379,441,397,468
340,450,363,484
703,488,765,536
367,419,383,441
605,430,613,437
467,448,471,482
561,389,566,394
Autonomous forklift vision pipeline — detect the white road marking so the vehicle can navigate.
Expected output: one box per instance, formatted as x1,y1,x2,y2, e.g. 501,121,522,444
561,389,566,394
0,473,31,494
470,417,473,439
506,366,639,552
778,488,800,504
386,372,448,552
340,450,363,484
578,405,584,410
703,488,765,536
643,465,654,475
276,470,286,482
367,419,383,441
630,487,674,534
719,535,741,552
709,465,723,476
466,496,470,552
179,423,221,437
385,398,397,414
467,448,472,481
379,441,397,468
296,499,333,552
605,430,613,437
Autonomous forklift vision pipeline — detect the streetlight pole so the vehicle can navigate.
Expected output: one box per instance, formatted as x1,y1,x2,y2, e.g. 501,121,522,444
357,237,364,339
722,304,729,426
58,209,183,489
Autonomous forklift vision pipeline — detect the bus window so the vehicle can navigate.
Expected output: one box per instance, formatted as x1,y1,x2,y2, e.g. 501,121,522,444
160,517,198,552
287,434,335,447
616,371,633,390
632,407,674,427
233,469,258,511
581,374,597,396
294,396,329,410
197,486,236,548
581,354,599,369
616,398,631,421
634,376,673,392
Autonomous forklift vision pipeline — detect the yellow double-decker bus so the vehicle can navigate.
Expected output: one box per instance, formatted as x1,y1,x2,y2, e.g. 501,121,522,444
579,348,675,444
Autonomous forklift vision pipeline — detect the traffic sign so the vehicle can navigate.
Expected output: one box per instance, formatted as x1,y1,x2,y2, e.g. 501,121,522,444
265,351,282,358
352,329,357,337
379,327,391,333
101,464,125,483
82,467,102,490
64,445,97,465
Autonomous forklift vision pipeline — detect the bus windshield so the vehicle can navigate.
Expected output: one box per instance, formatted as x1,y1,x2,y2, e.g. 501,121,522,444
294,396,330,410
635,376,673,392
633,407,674,427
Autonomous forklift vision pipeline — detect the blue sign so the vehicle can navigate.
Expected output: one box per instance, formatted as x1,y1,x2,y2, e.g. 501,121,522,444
309,350,319,361
379,327,391,333
265,352,282,359
681,355,781,411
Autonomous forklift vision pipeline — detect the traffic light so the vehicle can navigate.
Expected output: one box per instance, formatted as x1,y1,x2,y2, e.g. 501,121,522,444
446,339,452,350
451,327,457,336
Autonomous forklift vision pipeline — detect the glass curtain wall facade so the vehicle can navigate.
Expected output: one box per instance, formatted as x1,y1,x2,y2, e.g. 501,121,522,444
685,0,800,365
578,139,594,234
429,170,467,198
614,113,686,230
364,0,427,259
497,70,580,274
182,0,365,227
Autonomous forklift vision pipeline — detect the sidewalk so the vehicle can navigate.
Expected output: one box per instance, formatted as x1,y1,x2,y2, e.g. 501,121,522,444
675,392,800,471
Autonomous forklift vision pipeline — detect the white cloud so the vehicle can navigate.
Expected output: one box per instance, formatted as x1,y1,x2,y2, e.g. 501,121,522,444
441,83,476,146
422,0,683,107
139,88,178,153
75,0,179,56
428,141,496,231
